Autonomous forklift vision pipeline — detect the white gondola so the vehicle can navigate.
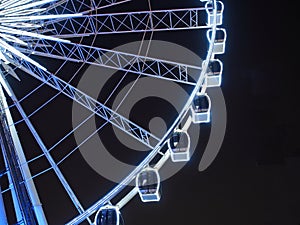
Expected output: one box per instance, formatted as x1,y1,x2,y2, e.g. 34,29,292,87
205,1,224,26
167,130,191,162
203,59,223,87
94,205,121,225
207,28,227,55
136,167,161,202
191,93,211,123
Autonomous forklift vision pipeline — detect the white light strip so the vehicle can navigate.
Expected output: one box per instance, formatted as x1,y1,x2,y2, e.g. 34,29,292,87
1,0,34,10
4,22,42,29
0,25,71,43
0,33,27,46
0,39,47,71
5,8,46,16
0,71,12,96
0,51,11,64
0,0,21,10
0,13,82,23
1,0,57,15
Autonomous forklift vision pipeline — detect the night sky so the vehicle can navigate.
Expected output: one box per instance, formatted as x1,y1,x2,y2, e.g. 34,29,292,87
1,0,299,225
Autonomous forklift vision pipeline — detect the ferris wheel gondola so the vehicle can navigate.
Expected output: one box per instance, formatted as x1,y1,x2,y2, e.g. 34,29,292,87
207,28,227,55
168,130,191,162
205,1,224,26
204,59,223,87
191,93,211,124
94,205,123,225
136,167,161,203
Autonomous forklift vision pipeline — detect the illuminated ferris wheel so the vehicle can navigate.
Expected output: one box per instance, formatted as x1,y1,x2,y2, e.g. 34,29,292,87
0,0,226,224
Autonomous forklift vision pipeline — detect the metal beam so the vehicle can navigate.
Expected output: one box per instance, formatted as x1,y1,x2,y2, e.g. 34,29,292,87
41,7,210,37
44,0,131,15
2,82,93,225
0,87,38,225
0,185,9,225
0,85,48,225
4,54,160,149
19,40,200,85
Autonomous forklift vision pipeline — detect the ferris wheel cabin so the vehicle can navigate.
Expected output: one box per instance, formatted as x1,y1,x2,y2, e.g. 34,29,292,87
168,130,191,162
94,205,122,225
207,28,227,55
191,93,211,123
136,168,161,202
205,1,224,26
204,59,223,87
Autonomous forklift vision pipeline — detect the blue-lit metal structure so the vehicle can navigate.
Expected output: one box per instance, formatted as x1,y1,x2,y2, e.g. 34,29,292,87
0,0,226,224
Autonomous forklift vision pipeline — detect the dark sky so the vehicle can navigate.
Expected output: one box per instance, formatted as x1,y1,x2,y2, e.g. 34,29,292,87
1,0,299,225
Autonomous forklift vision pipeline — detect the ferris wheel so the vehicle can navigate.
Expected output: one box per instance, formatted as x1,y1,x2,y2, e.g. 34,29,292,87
0,0,226,224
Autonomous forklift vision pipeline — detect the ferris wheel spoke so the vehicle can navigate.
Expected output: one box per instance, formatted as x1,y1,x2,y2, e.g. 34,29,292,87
23,0,131,34
0,0,131,34
2,81,93,225
0,13,82,24
7,54,161,148
19,40,200,85
44,0,131,15
41,7,210,38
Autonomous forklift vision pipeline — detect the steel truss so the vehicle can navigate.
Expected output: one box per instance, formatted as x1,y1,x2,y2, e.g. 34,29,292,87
18,39,201,85
42,7,210,37
45,0,131,15
4,54,161,149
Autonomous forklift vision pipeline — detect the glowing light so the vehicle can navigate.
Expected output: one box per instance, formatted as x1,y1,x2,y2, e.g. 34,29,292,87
0,0,82,84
